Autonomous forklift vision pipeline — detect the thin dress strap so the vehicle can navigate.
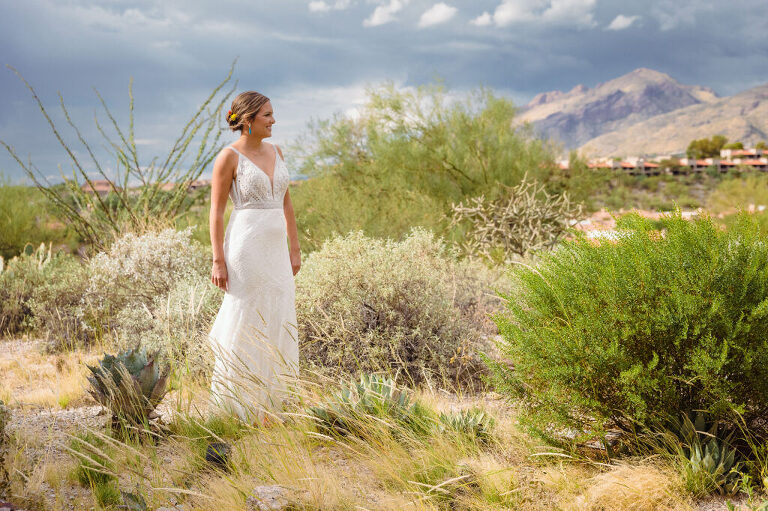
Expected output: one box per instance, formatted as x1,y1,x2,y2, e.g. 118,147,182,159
225,146,242,205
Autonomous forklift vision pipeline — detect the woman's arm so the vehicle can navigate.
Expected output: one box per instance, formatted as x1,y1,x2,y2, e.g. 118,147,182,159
277,145,301,276
209,149,237,290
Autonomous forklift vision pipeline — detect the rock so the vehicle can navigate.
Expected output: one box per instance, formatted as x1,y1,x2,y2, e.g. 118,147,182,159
245,485,291,511
205,442,230,469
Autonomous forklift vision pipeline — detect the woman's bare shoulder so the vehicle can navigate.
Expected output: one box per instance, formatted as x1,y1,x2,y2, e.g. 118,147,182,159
270,142,285,159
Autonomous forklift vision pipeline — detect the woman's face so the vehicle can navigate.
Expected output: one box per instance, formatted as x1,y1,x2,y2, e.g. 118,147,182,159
249,101,275,138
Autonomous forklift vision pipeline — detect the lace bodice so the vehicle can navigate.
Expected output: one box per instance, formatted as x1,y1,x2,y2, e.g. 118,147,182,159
226,144,289,209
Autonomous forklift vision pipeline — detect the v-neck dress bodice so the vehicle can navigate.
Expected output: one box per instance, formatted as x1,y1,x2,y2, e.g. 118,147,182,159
226,144,290,210
208,142,298,423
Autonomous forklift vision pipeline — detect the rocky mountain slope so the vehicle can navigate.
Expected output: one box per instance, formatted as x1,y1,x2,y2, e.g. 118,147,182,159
579,83,768,157
517,68,719,149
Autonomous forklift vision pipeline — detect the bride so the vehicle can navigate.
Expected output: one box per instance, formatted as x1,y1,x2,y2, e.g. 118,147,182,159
207,91,301,425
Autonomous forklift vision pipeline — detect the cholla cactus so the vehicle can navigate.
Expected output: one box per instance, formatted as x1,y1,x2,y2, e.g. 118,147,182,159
449,175,583,262
86,347,170,426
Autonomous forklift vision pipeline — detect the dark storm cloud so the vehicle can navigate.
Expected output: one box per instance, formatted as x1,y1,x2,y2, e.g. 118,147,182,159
1,0,766,182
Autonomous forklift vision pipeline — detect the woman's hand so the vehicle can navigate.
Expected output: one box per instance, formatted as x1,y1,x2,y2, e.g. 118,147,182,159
290,250,301,276
211,260,229,291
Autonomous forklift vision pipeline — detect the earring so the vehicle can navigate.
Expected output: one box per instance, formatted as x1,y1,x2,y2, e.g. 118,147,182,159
248,124,251,135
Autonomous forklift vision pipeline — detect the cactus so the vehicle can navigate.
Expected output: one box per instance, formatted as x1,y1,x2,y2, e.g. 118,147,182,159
449,175,583,262
86,347,170,426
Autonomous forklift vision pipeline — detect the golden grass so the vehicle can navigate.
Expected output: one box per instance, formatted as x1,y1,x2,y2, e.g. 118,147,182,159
566,462,695,511
0,340,102,409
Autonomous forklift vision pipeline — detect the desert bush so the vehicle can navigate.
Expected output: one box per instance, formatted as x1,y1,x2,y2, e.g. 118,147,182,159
0,242,73,337
27,254,98,350
449,175,583,263
708,174,768,214
86,227,209,321
296,228,504,390
488,211,768,442
113,276,221,377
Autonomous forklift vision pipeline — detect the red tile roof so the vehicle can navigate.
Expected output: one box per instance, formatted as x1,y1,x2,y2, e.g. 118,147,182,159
742,159,767,166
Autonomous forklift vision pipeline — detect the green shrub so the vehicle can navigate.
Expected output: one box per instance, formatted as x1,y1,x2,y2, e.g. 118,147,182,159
296,228,504,390
488,211,768,441
27,254,97,350
0,242,70,337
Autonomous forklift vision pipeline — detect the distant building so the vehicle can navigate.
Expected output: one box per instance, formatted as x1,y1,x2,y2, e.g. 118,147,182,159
81,180,119,194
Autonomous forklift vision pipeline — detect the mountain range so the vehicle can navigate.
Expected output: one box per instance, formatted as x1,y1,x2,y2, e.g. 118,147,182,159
516,68,768,157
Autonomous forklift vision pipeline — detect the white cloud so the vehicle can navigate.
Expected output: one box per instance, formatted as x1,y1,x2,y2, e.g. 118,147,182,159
363,0,408,27
308,1,330,12
491,0,596,28
493,0,543,25
470,11,492,26
308,0,353,12
542,0,596,27
606,14,639,30
418,3,457,28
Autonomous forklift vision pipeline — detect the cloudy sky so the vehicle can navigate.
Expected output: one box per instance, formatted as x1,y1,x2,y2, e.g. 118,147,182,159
1,0,767,182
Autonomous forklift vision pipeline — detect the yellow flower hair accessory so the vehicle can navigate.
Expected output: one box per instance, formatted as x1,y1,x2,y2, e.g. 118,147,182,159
227,110,237,122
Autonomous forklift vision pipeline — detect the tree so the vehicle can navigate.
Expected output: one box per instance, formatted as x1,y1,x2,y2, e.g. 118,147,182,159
289,81,580,252
723,142,744,150
687,135,728,159
756,141,768,151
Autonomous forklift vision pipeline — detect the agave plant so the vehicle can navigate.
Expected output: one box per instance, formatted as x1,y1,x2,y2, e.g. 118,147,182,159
308,374,431,437
86,347,170,426
672,412,742,496
439,408,495,444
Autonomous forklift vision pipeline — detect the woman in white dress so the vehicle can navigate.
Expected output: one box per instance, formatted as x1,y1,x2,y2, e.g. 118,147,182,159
208,91,301,425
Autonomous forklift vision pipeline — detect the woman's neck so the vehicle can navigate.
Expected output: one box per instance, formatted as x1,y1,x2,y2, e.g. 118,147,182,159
239,135,267,152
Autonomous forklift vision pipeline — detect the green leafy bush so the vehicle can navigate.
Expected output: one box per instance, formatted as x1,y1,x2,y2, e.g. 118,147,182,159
296,228,504,390
488,211,768,440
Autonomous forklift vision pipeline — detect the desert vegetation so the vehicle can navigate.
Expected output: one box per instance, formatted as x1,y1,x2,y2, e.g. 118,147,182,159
3,71,768,510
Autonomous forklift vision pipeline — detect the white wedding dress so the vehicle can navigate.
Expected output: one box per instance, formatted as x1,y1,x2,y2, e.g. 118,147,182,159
208,143,298,423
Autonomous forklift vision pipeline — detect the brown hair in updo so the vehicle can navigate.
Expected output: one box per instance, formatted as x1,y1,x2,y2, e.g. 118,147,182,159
227,91,271,133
